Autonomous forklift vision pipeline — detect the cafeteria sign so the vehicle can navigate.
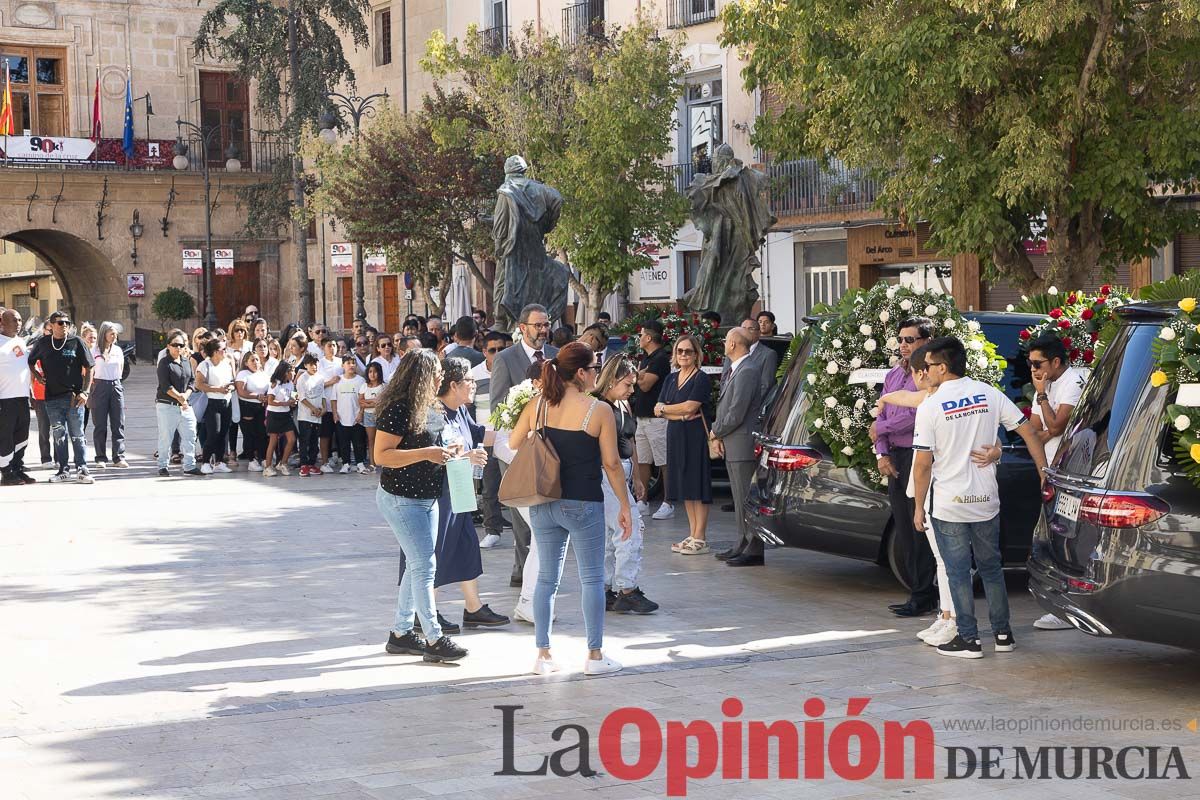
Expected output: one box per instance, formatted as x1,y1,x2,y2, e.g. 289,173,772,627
182,249,203,276
331,242,353,276
214,249,234,276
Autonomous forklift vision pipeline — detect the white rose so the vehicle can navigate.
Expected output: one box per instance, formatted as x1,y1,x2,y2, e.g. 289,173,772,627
929,287,943,296
885,286,897,299
826,361,840,374
900,299,913,311
807,373,817,385
1175,415,1191,432
821,321,829,331
969,339,984,351
841,446,855,456
1160,327,1177,341
850,357,862,369
886,336,899,350
879,310,890,323
864,339,878,352
976,355,988,369
840,417,852,430
813,418,824,429
889,356,900,367
859,324,873,336
824,396,838,409
854,398,866,410
832,338,843,349
1005,304,1015,312
925,304,939,316
943,318,957,330
1048,286,1059,296
967,320,981,332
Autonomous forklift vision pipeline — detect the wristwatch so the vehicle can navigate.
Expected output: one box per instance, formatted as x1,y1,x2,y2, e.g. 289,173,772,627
1036,392,1049,403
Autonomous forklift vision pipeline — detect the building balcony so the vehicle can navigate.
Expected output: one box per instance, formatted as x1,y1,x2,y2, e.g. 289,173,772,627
563,0,606,45
0,135,288,174
481,25,509,55
767,158,880,218
666,157,712,193
667,0,719,29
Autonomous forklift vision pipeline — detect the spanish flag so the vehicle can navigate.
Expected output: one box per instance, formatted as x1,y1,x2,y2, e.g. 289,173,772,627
0,61,14,136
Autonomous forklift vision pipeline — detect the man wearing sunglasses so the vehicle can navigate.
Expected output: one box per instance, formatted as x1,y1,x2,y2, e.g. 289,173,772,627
871,316,936,617
470,330,512,548
26,311,95,483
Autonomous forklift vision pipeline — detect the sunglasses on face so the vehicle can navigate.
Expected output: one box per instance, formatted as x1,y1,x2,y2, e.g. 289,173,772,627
1028,358,1047,369
356,341,368,346
486,347,502,354
379,342,393,348
169,342,185,348
54,320,71,326
898,336,928,345
676,348,696,355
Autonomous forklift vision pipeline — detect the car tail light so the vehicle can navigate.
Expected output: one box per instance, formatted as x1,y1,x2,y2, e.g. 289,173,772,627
765,446,822,472
1079,493,1170,529
754,444,763,459
1066,577,1099,592
1041,483,1056,504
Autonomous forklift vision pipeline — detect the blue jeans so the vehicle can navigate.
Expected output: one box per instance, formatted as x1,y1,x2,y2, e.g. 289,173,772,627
156,403,197,470
377,487,441,639
44,394,87,470
530,499,607,650
931,515,1010,641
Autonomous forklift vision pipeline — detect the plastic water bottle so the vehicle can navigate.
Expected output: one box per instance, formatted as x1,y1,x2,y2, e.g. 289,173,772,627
472,447,485,480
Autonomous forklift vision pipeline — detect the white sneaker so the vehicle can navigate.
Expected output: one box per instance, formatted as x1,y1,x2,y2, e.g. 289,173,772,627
479,533,501,549
200,463,214,475
76,469,95,484
651,503,675,520
356,463,368,474
277,464,291,476
320,463,334,474
248,460,263,472
213,462,232,474
262,466,278,477
1033,613,1074,630
584,655,623,676
925,619,960,647
917,617,947,642
513,603,535,624
532,657,561,675
339,464,351,474
636,500,650,515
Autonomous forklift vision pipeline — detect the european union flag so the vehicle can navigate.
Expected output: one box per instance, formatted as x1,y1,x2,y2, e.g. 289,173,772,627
122,74,134,159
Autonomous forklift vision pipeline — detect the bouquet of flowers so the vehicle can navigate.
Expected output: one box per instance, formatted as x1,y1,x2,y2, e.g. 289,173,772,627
489,379,539,431
619,309,722,366
802,282,1007,485
1014,284,1130,367
1149,297,1200,487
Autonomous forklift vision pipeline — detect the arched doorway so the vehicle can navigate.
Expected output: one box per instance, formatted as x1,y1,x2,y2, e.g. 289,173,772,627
0,229,123,327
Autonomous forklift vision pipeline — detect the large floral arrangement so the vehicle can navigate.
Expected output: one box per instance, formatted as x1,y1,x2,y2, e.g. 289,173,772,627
1014,284,1131,367
618,309,722,366
802,282,1007,485
489,380,538,430
1148,297,1200,487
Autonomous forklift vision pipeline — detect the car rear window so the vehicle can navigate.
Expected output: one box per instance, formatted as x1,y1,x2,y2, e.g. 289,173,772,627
977,320,1034,401
1055,322,1159,481
765,328,816,444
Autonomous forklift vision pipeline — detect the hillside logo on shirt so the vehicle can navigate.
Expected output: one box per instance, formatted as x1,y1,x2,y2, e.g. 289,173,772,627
953,494,993,505
941,394,989,420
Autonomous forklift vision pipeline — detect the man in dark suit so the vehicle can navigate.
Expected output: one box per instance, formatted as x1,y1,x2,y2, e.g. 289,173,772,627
717,318,779,512
710,328,767,566
489,303,557,586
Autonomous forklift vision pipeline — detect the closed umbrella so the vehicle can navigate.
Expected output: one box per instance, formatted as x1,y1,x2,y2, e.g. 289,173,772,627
446,262,472,322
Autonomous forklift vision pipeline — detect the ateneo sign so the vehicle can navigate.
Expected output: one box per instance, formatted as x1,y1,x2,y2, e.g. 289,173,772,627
0,136,98,161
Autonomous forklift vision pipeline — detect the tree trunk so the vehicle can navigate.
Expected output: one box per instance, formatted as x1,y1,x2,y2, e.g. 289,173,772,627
288,4,312,325
991,242,1044,295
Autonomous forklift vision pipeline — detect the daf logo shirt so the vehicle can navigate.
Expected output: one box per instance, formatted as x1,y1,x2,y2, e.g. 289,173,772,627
913,376,1024,523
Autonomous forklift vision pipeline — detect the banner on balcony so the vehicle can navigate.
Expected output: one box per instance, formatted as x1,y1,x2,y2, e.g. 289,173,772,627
214,249,234,276
182,249,203,276
331,242,354,276
365,249,387,274
0,135,97,161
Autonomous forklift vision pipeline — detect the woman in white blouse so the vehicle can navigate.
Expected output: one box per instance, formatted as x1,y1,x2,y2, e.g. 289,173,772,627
236,351,272,472
90,321,128,468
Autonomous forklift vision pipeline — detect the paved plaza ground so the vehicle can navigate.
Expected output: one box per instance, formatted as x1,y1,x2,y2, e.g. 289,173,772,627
3,366,1199,799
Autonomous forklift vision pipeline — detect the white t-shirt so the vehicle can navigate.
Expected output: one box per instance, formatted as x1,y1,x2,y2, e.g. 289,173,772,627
236,369,271,404
360,383,383,419
1042,366,1088,463
295,370,326,423
0,334,31,399
318,356,341,401
371,354,399,383
267,382,294,413
335,374,366,423
306,341,323,359
468,360,492,425
264,357,281,379
913,376,1024,523
197,358,235,401
91,346,124,381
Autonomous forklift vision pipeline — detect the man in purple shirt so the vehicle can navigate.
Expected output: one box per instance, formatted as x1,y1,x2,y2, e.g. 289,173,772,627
870,315,936,616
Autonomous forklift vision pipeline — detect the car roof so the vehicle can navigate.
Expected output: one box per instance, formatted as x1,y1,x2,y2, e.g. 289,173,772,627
1114,301,1178,322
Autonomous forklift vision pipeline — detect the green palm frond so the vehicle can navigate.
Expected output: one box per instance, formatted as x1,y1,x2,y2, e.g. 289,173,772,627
1139,273,1200,302
1013,293,1060,314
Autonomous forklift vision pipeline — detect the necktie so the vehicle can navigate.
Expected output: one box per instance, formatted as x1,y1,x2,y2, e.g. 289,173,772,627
533,350,545,363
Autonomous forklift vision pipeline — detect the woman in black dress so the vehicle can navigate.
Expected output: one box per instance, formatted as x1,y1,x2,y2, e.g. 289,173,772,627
654,334,712,555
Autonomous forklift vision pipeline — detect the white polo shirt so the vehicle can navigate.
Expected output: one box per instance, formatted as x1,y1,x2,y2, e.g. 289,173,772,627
91,346,124,381
913,376,1024,523
0,334,31,399
1043,366,1088,462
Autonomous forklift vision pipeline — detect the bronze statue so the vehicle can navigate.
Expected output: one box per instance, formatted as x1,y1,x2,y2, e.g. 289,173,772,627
491,156,570,328
683,144,777,324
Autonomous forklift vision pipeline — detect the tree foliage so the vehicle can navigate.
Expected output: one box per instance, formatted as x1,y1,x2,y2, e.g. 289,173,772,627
311,89,503,314
424,15,689,320
151,287,195,330
722,0,1200,291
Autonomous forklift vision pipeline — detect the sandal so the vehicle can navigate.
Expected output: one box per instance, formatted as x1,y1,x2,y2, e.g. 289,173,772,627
676,538,710,555
671,537,693,553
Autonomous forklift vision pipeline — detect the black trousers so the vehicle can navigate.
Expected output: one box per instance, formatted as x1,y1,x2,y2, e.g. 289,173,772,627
201,398,231,464
298,420,321,466
336,423,367,465
0,396,31,477
499,459,531,579
889,447,937,605
480,446,505,535
240,403,268,462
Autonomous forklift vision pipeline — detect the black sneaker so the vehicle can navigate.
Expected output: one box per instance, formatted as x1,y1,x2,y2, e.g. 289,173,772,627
994,631,1016,653
17,471,36,485
1,474,23,486
463,604,510,628
385,630,427,655
423,636,468,663
936,634,983,659
183,467,205,477
157,468,170,477
613,588,660,615
413,612,460,636
606,589,617,611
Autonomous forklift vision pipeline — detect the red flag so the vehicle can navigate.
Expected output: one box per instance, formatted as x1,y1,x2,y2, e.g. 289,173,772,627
0,62,14,136
90,69,102,142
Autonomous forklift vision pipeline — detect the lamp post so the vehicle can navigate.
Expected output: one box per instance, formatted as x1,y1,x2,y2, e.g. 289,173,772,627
318,90,388,323
172,119,242,330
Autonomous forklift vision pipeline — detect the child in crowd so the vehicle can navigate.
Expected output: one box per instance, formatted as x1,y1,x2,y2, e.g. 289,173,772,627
263,362,297,477
334,355,368,473
359,362,384,472
296,354,326,477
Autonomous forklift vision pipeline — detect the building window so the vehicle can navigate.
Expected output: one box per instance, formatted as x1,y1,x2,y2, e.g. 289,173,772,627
682,76,722,167
683,251,702,294
668,0,718,29
796,240,848,315
0,45,67,136
199,71,251,168
376,8,392,66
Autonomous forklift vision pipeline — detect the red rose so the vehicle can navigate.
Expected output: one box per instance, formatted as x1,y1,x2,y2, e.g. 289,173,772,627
1090,331,1099,342
620,334,629,342
1021,406,1032,418
1081,308,1094,320
1062,337,1073,348
1083,349,1094,363
1068,294,1077,304
1049,308,1063,319
1058,320,1071,329
1101,284,1111,295
1095,297,1106,305
1019,329,1032,341
1070,348,1081,360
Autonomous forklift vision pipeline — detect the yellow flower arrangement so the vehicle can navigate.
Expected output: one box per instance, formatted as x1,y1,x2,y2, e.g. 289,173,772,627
1179,297,1197,314
1150,370,1169,388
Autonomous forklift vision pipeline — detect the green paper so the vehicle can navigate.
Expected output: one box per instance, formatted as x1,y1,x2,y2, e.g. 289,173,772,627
446,457,478,514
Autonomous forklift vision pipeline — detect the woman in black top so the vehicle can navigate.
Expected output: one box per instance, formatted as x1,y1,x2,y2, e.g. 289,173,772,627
373,350,468,663
510,342,632,676
654,334,713,555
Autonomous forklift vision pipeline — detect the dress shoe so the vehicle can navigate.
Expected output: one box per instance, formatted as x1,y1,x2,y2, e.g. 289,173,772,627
888,602,908,611
714,548,743,561
891,602,937,618
726,553,765,567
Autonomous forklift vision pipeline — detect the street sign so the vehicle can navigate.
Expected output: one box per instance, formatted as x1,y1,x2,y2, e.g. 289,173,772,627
214,248,234,276
404,289,413,300
403,271,413,289
331,242,354,276
126,273,146,298
182,248,202,275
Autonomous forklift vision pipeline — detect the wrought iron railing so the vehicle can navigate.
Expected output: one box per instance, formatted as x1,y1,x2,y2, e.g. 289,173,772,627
562,0,606,45
766,158,880,217
0,135,288,174
665,157,713,193
481,25,509,55
667,0,719,29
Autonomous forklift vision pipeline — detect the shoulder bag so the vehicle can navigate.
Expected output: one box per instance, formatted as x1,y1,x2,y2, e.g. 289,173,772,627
498,397,562,507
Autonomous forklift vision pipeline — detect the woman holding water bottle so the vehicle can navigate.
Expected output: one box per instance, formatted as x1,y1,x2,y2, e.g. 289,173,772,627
397,357,510,633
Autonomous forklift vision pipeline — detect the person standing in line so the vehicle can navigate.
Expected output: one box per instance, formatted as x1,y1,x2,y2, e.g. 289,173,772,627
733,318,779,398
155,331,204,477
262,361,297,477
912,337,1048,659
26,311,94,484
189,328,212,448
503,362,550,624
509,342,631,675
872,316,937,617
488,303,557,588
318,338,342,472
444,317,484,366
235,351,271,472
0,307,36,485
656,334,714,555
195,338,236,474
359,362,384,472
470,330,510,548
226,320,252,462
295,354,326,477
251,318,270,344
265,337,282,376
631,319,672,520
371,335,400,383
710,328,767,566
376,349,468,663
333,355,369,473
351,335,372,377
78,323,97,436
89,321,128,469
29,319,52,466
756,310,779,338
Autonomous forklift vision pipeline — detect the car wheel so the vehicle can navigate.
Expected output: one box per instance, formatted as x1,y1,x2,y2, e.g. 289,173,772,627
886,527,913,590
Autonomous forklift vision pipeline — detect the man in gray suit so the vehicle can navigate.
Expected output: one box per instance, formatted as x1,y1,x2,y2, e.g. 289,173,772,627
710,327,766,566
489,303,557,585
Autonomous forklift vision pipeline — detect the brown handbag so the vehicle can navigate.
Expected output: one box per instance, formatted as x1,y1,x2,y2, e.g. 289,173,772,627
498,398,562,507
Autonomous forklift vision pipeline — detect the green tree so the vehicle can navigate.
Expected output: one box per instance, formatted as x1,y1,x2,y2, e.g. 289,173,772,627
151,287,195,331
425,15,688,320
722,0,1200,290
194,0,370,323
310,89,503,314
